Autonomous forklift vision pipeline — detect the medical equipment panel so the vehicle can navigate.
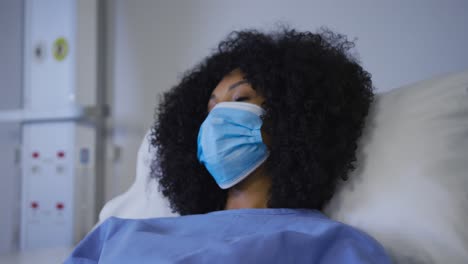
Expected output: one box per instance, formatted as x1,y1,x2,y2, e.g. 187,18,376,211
0,0,103,250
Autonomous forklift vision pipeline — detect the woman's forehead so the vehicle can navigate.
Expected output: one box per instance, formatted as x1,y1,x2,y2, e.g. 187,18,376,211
211,71,251,95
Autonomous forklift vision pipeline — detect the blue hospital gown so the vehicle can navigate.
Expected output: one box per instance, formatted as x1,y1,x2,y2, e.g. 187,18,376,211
65,208,391,264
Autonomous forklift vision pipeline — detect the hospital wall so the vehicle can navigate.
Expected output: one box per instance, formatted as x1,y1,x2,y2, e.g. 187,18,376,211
0,0,23,254
1,0,468,254
106,0,468,201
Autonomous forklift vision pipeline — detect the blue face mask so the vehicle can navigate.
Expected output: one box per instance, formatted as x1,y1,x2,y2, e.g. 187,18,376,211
197,102,270,189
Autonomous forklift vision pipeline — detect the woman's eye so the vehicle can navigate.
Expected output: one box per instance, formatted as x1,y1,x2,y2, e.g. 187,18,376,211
235,96,249,102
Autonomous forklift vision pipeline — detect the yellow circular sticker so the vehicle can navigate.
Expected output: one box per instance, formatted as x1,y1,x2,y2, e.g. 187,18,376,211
53,37,69,61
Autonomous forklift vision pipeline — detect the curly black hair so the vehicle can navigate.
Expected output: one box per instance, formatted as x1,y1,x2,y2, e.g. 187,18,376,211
151,27,373,216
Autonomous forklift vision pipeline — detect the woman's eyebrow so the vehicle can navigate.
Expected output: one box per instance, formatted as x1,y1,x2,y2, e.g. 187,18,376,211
228,80,249,90
210,80,249,99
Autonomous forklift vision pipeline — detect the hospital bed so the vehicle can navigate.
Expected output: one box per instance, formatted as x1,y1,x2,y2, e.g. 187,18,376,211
99,69,468,263
2,69,466,263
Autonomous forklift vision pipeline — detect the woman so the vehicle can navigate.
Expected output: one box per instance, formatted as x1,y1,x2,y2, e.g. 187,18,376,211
66,28,391,263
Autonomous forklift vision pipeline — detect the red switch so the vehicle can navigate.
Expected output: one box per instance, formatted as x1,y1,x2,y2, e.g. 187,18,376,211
31,201,39,209
57,151,65,158
56,202,64,210
32,152,39,159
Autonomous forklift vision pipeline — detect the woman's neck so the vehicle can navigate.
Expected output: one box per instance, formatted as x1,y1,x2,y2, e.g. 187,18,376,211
224,165,271,210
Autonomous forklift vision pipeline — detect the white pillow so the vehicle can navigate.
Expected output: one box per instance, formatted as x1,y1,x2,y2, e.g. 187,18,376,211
325,69,468,263
98,130,177,221
99,70,468,263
